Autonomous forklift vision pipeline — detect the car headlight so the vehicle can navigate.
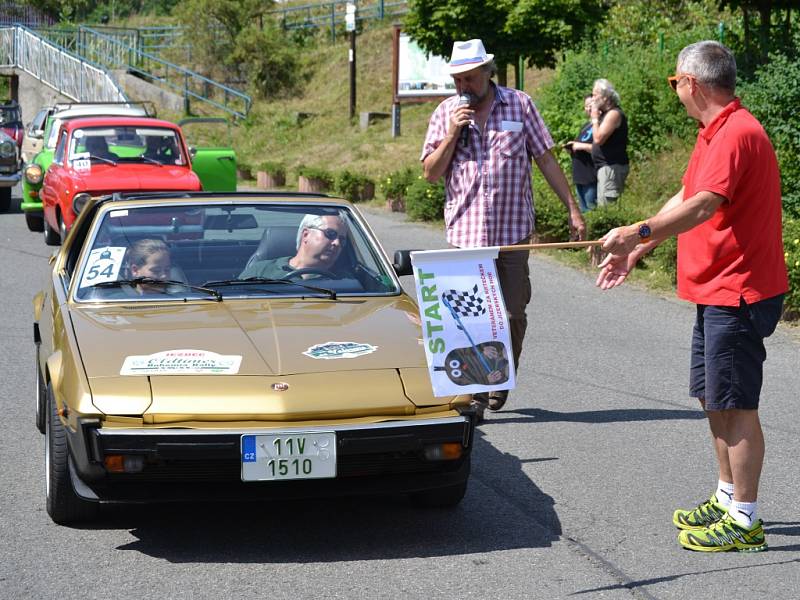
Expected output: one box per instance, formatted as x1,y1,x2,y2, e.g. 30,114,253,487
0,140,14,158
72,193,92,215
24,163,43,184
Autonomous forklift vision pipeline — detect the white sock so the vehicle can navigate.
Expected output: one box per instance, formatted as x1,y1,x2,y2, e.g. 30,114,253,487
715,480,734,508
730,500,757,528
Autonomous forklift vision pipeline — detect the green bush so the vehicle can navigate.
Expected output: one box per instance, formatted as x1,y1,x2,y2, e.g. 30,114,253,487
405,178,445,221
740,52,800,219
783,218,800,319
258,161,286,178
378,168,417,200
336,170,375,203
584,202,647,240
531,179,570,242
296,165,334,187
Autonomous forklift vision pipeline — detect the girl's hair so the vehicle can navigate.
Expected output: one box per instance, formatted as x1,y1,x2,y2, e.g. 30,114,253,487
125,238,169,274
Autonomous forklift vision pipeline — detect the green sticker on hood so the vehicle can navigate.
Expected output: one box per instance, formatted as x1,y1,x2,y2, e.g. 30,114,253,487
303,342,378,360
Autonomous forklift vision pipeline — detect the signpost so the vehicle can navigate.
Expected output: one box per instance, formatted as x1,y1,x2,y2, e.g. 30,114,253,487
346,2,356,121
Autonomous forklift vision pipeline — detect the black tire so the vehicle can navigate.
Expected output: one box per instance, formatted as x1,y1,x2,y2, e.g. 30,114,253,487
0,187,10,212
45,384,97,524
43,215,60,246
25,212,44,232
35,346,46,434
58,212,67,243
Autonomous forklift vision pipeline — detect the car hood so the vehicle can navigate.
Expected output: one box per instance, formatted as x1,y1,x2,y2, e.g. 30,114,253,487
72,164,200,192
70,296,435,420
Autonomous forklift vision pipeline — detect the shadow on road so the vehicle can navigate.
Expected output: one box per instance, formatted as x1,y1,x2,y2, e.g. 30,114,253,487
74,429,563,563
570,557,800,596
490,407,706,424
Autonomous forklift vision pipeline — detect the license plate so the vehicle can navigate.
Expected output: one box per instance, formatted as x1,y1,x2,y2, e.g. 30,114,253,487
241,432,336,481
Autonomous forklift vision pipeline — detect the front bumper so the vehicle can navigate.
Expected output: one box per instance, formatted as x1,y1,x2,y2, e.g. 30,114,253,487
67,414,477,503
0,172,20,187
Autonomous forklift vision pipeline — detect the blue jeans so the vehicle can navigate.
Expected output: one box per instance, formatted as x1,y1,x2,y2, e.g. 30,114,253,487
575,183,597,213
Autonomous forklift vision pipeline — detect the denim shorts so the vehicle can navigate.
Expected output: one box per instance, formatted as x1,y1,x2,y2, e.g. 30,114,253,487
689,295,784,410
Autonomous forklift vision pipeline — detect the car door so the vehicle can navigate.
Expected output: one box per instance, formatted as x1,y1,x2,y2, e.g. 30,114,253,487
178,118,237,192
22,108,50,163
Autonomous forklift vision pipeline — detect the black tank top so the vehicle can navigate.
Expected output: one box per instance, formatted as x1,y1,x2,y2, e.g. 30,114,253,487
591,108,628,167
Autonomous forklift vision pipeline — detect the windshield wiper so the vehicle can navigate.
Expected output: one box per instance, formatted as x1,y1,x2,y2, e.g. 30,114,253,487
89,278,222,301
88,154,118,166
203,277,336,300
138,156,163,166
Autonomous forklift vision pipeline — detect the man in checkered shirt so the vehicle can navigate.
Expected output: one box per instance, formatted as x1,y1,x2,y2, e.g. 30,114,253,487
421,39,586,420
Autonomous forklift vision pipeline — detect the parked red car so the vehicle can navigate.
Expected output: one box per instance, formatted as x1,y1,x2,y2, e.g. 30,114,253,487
40,116,203,245
0,100,23,149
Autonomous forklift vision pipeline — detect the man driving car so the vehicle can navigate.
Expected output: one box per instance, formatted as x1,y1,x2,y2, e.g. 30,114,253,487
239,214,350,280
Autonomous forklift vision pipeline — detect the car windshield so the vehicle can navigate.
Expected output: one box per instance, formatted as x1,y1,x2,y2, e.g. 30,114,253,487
69,126,185,165
73,202,401,302
0,106,21,125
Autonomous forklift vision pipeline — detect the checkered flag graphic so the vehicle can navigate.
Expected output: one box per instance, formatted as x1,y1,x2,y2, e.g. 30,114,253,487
442,285,486,318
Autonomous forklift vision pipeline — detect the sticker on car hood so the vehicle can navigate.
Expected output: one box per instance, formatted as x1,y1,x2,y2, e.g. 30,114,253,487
302,341,378,360
121,349,242,375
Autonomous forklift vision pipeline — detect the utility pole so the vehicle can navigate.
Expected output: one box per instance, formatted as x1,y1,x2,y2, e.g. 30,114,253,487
346,2,357,121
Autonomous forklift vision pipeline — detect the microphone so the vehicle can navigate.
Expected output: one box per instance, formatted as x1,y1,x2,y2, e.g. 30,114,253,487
458,93,473,147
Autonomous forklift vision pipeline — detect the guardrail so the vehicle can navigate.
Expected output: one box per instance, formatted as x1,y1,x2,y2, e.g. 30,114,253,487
0,25,127,102
74,26,250,119
36,25,189,59
268,0,408,42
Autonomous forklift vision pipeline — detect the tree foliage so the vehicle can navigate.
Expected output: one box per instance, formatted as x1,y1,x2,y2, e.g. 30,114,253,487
403,0,606,70
173,0,305,99
21,0,180,21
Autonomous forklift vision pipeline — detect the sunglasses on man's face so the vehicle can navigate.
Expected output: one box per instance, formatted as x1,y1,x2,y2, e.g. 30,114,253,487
309,226,346,242
667,73,690,92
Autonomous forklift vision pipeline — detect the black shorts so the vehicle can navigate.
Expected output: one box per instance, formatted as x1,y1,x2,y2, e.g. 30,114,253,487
689,295,784,411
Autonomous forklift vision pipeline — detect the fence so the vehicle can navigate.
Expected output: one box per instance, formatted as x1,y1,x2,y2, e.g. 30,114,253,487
0,25,127,102
74,27,250,119
269,0,408,42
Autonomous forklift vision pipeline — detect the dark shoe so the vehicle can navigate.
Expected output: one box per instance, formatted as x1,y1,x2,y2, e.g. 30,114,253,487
471,393,487,424
488,390,508,411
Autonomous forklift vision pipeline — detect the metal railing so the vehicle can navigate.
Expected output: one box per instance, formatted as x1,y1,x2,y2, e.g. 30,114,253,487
74,27,250,118
0,25,127,102
36,25,189,59
269,0,408,42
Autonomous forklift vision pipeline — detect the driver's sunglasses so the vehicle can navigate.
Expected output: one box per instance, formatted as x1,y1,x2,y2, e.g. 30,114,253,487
667,73,689,92
309,226,346,242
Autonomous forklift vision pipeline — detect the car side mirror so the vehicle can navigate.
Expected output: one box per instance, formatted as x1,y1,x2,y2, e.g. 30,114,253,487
189,146,197,158
393,249,418,277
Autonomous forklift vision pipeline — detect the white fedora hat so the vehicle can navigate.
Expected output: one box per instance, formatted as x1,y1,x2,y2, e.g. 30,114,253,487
447,39,494,75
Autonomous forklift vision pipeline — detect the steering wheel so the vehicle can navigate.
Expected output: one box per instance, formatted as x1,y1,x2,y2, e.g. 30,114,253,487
281,267,338,280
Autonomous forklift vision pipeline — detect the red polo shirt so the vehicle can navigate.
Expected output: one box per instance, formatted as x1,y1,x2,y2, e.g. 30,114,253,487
677,98,788,306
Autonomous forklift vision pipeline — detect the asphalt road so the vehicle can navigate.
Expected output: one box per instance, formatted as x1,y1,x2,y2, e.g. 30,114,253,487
1,188,798,600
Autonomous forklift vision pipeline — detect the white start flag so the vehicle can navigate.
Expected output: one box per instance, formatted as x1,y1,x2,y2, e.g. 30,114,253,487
411,248,515,397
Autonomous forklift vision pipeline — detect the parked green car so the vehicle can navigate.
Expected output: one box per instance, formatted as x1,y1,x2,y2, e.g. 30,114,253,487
21,107,237,232
178,117,237,192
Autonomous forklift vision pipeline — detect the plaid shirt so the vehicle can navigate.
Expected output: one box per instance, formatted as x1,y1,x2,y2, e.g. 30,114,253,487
421,84,554,248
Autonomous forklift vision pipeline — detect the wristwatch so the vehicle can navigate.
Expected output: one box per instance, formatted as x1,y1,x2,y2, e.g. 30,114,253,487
636,221,652,243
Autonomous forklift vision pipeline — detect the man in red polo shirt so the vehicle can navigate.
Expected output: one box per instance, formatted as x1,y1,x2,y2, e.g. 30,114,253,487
597,41,788,552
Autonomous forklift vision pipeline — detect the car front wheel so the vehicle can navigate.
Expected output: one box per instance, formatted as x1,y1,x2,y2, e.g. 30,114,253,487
0,187,10,212
58,212,67,243
45,384,97,524
35,346,46,434
43,215,60,246
25,212,44,232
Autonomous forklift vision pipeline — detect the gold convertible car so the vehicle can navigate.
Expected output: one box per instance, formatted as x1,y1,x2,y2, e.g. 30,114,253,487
34,191,476,524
